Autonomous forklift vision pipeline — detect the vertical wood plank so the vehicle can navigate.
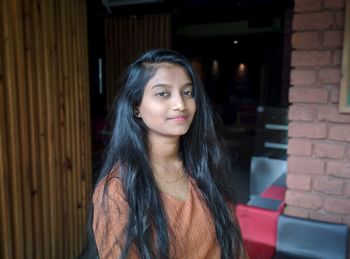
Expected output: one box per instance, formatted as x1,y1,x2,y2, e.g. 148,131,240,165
80,1,92,249
25,0,44,257
44,0,59,256
2,0,25,257
16,0,33,257
33,0,51,257
59,0,71,258
71,0,80,255
53,1,65,257
0,3,14,256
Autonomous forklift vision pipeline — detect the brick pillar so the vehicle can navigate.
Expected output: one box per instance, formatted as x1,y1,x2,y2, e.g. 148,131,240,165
286,0,350,226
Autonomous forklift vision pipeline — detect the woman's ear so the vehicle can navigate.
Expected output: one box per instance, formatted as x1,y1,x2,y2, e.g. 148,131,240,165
134,108,141,118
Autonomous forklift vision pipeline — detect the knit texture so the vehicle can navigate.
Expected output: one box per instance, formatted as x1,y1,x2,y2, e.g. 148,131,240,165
93,176,221,259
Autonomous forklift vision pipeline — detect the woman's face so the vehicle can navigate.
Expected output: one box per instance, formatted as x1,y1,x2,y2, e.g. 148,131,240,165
136,63,196,140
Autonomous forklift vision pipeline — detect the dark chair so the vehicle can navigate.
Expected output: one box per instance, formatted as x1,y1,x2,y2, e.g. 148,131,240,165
248,196,285,212
250,156,287,200
274,214,349,259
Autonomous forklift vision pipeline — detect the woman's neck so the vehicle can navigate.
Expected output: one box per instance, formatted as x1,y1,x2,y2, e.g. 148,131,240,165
148,135,180,165
148,135,188,199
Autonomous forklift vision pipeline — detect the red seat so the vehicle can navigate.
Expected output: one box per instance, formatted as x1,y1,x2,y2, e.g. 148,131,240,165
237,203,285,259
261,186,286,201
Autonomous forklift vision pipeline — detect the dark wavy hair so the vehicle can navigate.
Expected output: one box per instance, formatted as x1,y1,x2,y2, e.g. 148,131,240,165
88,49,244,259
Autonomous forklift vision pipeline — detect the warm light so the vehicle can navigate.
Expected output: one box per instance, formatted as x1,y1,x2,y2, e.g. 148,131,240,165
238,63,245,73
212,60,219,77
237,63,246,79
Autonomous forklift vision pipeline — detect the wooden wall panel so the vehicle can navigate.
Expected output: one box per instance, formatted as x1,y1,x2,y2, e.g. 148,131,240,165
0,0,92,258
105,14,172,107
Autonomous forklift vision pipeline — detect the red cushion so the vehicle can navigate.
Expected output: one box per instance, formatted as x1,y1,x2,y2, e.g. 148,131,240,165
237,203,283,259
243,239,276,259
261,186,286,201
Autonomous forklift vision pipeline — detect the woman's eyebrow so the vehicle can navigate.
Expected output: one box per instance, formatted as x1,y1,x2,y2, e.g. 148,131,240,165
151,82,193,89
151,84,170,89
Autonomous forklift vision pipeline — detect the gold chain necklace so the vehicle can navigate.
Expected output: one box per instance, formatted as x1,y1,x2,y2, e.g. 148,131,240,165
153,164,187,184
160,172,187,184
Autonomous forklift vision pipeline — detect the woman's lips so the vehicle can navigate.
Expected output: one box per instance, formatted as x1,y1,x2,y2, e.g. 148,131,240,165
168,115,188,122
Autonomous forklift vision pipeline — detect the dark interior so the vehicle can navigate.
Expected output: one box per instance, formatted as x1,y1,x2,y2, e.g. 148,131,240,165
87,0,293,202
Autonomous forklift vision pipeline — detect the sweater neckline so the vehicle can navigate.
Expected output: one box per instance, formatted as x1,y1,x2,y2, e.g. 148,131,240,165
161,177,193,203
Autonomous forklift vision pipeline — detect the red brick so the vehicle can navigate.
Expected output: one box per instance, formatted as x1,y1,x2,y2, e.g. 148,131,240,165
309,211,342,223
288,156,325,175
324,198,350,215
288,139,313,156
323,30,343,47
336,11,344,28
294,0,322,12
287,174,312,190
345,181,350,197
330,88,340,103
293,12,334,30
289,88,328,104
322,84,338,90
284,206,309,218
324,0,345,9
319,69,342,84
341,216,350,226
315,142,345,159
288,122,327,139
332,50,342,66
291,51,331,66
329,126,350,141
290,70,317,85
317,106,350,123
286,190,323,209
313,177,344,195
327,161,350,179
288,105,316,121
292,32,321,49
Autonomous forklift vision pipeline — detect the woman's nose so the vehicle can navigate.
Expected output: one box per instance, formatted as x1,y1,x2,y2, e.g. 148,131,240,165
172,93,185,111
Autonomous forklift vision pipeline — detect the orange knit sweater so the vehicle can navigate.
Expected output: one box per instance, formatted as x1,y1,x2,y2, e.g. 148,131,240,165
93,176,235,259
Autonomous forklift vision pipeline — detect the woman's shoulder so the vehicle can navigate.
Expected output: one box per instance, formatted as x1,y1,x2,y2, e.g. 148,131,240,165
93,166,126,206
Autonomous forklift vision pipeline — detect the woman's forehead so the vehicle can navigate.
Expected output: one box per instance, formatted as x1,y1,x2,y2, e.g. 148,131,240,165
145,64,192,88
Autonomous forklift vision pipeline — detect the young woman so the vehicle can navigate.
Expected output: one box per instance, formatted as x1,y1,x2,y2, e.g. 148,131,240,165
91,49,246,259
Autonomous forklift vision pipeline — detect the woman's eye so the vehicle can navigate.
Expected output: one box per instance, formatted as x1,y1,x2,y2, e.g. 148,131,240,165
184,90,193,97
155,92,170,97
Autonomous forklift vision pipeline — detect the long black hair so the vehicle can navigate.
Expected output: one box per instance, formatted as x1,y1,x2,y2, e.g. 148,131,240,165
91,49,244,259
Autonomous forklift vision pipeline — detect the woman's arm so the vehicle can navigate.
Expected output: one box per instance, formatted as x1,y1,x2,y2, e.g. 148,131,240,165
92,176,137,259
